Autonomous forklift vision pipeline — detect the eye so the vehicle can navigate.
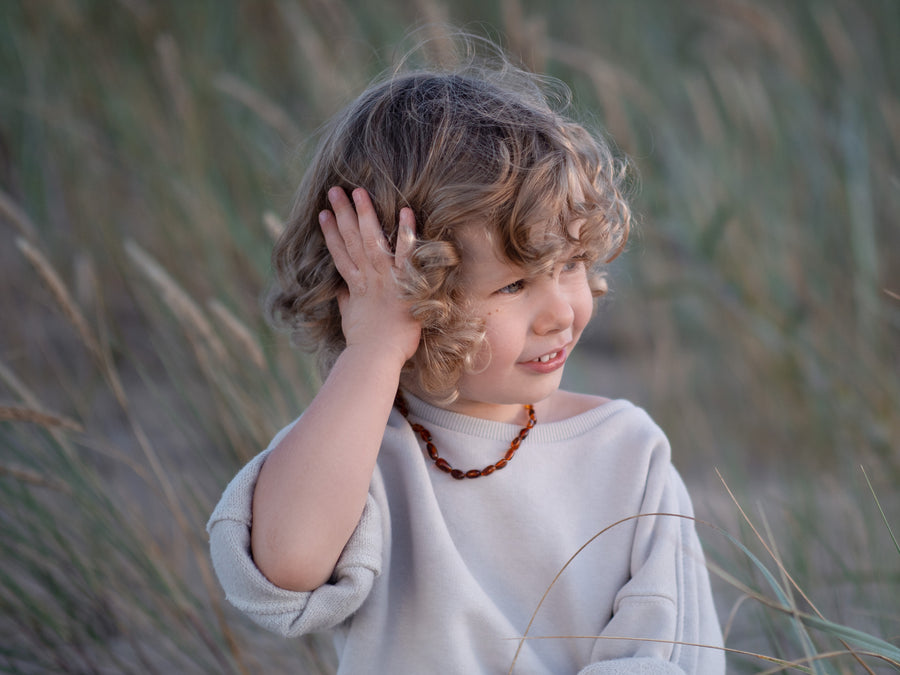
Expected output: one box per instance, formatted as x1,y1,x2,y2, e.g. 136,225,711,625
497,279,525,295
561,253,589,273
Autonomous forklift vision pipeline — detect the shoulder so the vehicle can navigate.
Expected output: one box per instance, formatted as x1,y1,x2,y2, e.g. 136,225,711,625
536,391,670,463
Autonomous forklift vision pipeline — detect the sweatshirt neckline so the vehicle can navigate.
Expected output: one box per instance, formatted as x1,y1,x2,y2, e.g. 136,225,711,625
400,391,633,443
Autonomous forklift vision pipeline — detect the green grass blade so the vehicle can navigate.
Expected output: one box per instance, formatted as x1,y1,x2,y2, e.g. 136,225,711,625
861,465,900,557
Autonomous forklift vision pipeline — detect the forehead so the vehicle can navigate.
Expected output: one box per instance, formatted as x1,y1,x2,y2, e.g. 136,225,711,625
455,219,584,288
455,227,512,289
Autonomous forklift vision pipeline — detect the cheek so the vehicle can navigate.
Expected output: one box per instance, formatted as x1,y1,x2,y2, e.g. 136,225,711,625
573,287,594,331
477,309,520,366
469,311,499,370
470,339,493,372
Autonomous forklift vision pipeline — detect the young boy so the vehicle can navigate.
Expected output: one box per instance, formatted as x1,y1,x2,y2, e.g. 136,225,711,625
208,43,725,674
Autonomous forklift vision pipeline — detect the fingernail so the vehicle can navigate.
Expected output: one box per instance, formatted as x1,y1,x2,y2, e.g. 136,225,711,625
318,210,329,224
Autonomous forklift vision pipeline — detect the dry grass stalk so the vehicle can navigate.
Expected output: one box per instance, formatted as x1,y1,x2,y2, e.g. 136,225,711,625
698,0,806,77
408,1,456,68
544,39,650,150
545,39,652,109
263,210,285,241
815,7,860,78
76,250,131,407
878,94,900,155
685,75,725,144
124,239,228,362
77,437,157,489
120,241,255,668
0,359,43,411
119,391,247,669
0,359,79,462
155,33,194,130
0,462,71,494
716,470,878,674
710,66,752,135
202,362,272,459
0,405,83,432
16,237,103,362
0,188,38,240
207,298,266,370
213,72,301,141
736,70,775,147
509,511,731,674
73,252,96,315
276,0,349,113
499,0,547,73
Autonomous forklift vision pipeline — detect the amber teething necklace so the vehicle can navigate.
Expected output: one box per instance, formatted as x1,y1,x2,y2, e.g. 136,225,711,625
394,393,537,480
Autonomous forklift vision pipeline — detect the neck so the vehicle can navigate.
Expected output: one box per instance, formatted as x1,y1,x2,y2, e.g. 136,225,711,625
402,387,535,425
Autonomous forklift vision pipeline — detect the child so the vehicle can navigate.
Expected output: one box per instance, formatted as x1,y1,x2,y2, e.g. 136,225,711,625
207,39,725,674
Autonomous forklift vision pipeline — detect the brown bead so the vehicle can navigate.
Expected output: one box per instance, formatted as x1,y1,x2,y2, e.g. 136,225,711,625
395,392,536,481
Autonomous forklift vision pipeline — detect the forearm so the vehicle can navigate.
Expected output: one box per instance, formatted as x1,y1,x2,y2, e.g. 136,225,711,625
250,344,403,591
251,186,419,592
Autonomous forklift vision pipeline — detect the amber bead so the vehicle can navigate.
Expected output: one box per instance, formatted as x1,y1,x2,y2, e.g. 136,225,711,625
426,443,439,460
394,392,536,480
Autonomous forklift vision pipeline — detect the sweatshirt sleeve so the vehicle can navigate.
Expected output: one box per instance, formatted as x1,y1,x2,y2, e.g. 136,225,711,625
579,460,725,675
205,424,387,638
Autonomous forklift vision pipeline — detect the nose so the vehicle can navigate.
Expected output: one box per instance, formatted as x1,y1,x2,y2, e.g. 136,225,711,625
532,280,575,336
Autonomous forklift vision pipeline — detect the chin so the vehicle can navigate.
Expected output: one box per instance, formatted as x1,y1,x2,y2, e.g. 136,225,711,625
508,377,565,406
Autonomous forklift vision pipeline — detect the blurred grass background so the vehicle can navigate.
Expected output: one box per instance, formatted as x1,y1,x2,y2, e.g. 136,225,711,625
0,0,897,673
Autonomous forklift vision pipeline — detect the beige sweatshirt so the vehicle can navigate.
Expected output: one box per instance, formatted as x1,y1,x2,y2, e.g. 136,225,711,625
208,395,725,674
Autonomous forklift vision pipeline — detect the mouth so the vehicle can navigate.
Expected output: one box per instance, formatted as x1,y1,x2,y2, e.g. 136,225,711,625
520,347,568,373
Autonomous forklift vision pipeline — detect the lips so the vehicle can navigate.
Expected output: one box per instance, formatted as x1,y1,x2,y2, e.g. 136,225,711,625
520,347,568,373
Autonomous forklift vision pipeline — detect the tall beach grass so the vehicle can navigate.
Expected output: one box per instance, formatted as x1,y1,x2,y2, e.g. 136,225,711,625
0,1,897,672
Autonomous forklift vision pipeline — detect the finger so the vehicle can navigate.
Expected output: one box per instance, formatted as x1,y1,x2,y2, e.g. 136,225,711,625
350,188,392,266
394,207,417,267
327,187,367,267
319,209,363,290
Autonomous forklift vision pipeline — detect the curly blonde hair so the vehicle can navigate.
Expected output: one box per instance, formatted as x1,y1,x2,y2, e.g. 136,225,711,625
267,47,631,401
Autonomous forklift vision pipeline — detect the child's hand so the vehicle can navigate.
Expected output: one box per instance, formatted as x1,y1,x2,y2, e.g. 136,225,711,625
319,187,421,369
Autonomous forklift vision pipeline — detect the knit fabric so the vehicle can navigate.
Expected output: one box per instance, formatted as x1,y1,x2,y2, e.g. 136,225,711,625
208,396,725,674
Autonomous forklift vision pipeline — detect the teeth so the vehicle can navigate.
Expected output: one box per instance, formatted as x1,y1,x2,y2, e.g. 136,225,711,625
534,352,558,363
